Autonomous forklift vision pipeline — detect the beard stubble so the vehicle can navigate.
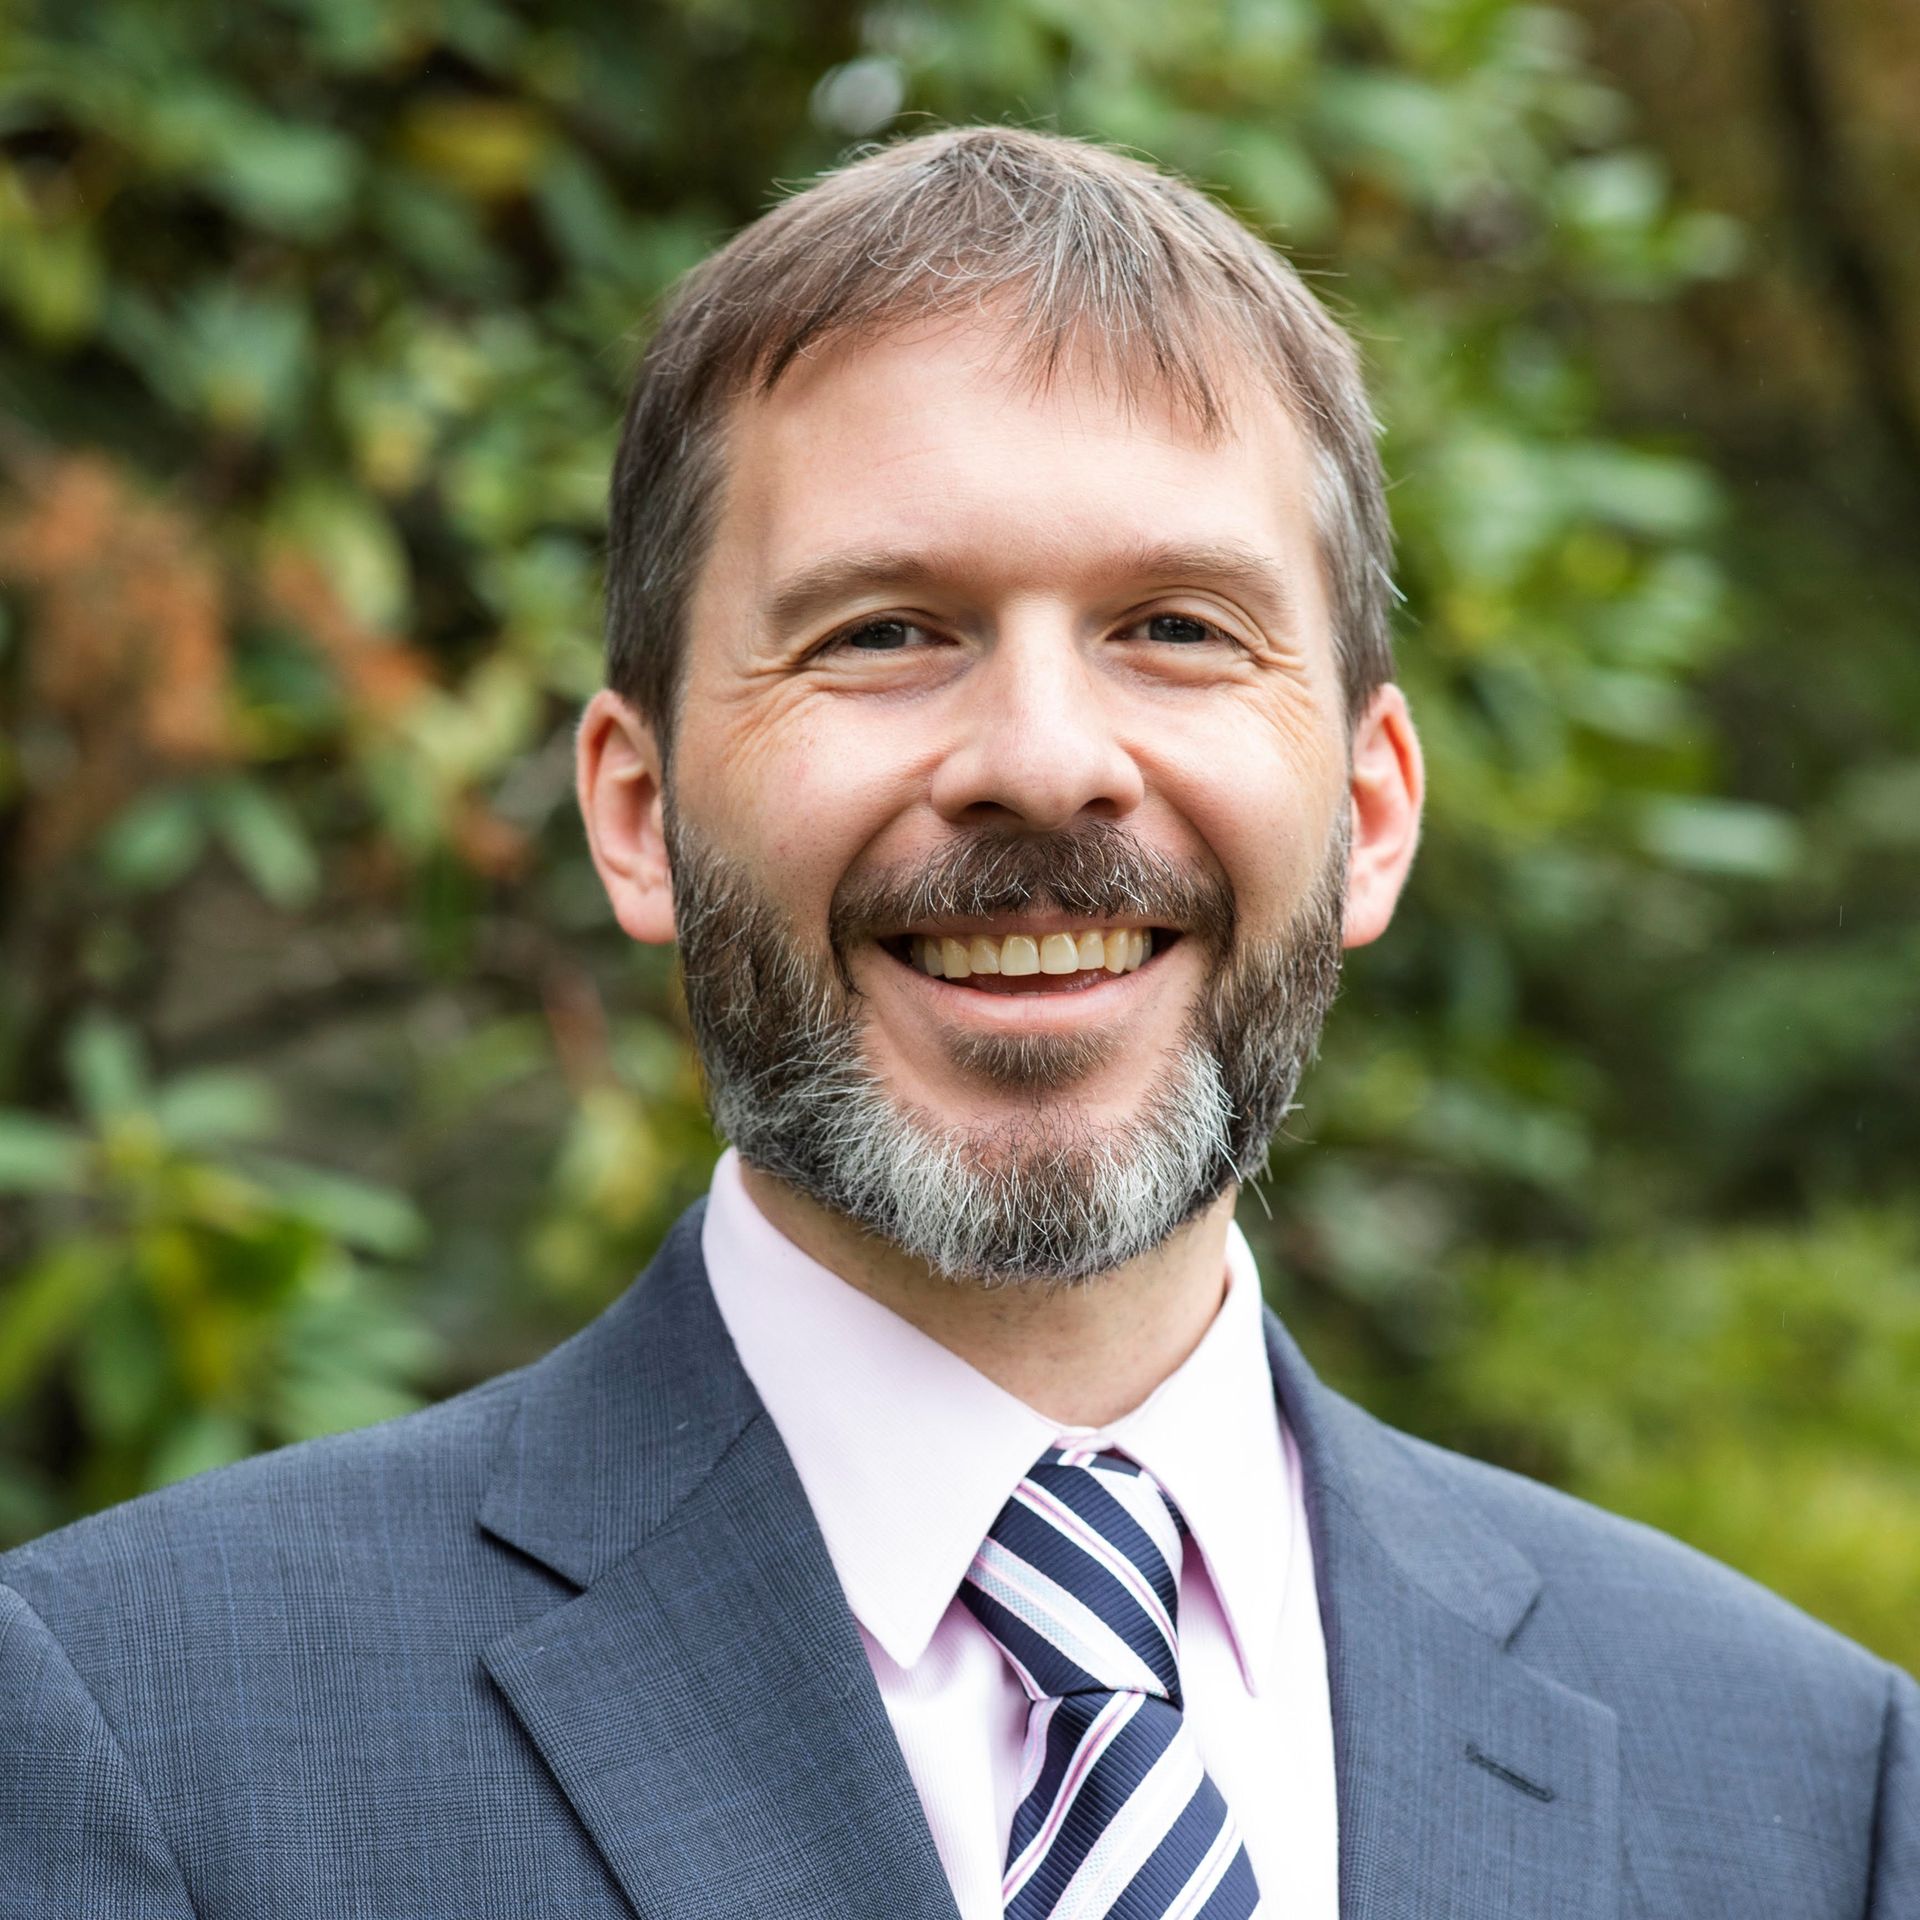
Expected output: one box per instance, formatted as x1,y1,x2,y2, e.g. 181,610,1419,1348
665,803,1349,1284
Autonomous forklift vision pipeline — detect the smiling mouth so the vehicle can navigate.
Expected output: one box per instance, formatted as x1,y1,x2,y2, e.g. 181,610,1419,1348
879,926,1177,994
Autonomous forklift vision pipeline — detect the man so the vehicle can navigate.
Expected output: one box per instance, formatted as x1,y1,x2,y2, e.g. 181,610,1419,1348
0,126,1911,1920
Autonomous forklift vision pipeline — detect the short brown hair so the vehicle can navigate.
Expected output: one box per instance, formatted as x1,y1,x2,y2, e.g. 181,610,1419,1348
604,125,1395,748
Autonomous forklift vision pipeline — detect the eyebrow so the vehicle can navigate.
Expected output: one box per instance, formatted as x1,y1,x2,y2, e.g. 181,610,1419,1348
760,538,1297,637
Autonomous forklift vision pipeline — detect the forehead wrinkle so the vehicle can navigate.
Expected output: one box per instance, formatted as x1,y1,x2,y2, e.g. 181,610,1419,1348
760,534,1298,639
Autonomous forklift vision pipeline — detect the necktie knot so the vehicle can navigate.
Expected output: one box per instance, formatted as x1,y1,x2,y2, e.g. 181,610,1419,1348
961,1445,1188,1708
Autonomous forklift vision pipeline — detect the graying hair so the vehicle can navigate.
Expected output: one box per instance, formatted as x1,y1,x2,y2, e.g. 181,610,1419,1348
669,834,1245,1284
605,125,1395,747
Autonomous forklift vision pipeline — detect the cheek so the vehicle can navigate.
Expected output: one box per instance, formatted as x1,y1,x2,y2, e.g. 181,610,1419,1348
1150,717,1346,926
675,690,919,909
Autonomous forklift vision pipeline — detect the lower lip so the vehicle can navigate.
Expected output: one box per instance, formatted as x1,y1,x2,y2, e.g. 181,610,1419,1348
923,965,1117,996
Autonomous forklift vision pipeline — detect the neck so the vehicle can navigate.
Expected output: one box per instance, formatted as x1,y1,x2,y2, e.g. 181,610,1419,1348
736,1160,1239,1428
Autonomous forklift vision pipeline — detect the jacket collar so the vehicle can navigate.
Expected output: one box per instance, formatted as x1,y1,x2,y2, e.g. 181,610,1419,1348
1264,1308,1621,1919
479,1202,960,1920
478,1203,1621,1920
1261,1308,1543,1645
476,1202,755,1588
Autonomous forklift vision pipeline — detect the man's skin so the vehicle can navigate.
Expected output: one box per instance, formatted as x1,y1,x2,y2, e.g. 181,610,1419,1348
577,314,1424,1427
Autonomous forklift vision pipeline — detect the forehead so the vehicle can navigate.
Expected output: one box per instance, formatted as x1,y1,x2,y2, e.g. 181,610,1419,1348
693,318,1330,627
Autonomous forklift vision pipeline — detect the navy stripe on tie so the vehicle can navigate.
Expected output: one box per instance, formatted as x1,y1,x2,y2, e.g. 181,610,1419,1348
1193,1845,1261,1920
1106,1778,1224,1920
1006,1695,1181,1920
1026,1461,1181,1625
1008,1693,1105,1864
966,1447,1263,1920
989,1499,1180,1698
964,1586,1106,1701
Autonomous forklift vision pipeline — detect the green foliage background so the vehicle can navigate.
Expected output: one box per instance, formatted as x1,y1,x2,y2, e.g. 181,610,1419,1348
1,0,1914,1667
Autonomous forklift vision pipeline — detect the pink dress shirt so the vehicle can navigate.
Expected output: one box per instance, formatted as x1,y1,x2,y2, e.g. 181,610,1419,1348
701,1149,1338,1917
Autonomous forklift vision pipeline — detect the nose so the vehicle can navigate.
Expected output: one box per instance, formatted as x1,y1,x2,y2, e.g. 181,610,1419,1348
927,610,1146,831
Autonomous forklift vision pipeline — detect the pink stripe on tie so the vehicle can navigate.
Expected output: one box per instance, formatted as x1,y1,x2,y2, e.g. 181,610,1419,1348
1013,1696,1061,1806
1014,1479,1178,1656
1001,1691,1142,1903
1164,1813,1244,1920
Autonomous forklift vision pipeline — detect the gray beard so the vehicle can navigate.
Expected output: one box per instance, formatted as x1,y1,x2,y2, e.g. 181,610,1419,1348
665,805,1349,1286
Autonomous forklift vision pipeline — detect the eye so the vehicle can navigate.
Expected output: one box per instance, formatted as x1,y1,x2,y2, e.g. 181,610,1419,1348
827,617,928,653
1127,611,1234,647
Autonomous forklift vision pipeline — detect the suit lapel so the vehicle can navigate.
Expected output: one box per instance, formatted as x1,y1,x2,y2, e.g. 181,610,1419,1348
472,1199,1621,1919
476,1208,958,1920
1265,1312,1622,1919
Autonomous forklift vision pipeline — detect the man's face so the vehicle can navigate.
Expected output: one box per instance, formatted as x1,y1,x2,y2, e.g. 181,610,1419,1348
629,320,1381,1279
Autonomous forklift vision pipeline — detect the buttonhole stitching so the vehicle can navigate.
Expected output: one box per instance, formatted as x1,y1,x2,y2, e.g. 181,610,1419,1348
1465,1743,1557,1803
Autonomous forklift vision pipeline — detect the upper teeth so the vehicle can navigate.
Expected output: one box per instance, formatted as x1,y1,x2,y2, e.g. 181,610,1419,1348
912,929,1153,980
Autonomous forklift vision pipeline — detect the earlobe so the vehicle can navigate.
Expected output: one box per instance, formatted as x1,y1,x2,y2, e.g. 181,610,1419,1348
1342,684,1424,950
576,689,678,945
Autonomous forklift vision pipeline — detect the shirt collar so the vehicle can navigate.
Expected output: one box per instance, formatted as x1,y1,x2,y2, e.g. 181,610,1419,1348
700,1149,1291,1692
1091,1219,1294,1694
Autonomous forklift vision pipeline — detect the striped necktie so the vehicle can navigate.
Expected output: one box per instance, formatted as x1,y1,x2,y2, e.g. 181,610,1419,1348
960,1444,1261,1920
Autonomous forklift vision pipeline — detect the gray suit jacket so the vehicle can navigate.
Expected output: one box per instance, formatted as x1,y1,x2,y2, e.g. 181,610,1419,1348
1,1202,1913,1917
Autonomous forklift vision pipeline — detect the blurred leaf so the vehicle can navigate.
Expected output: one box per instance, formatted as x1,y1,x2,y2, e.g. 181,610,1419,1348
1215,131,1335,239
1558,152,1666,235
207,120,359,238
208,780,322,908
400,96,550,200
1314,70,1470,193
0,1243,119,1402
147,1409,254,1490
152,1072,279,1150
177,285,313,435
0,201,102,342
266,481,412,631
1558,445,1718,539
96,788,208,892
0,1112,89,1192
72,1287,171,1443
810,55,907,138
271,1267,439,1440
65,1016,148,1123
1639,798,1805,879
244,1156,428,1258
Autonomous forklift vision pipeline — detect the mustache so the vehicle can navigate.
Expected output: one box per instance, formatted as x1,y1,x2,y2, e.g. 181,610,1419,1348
829,822,1237,952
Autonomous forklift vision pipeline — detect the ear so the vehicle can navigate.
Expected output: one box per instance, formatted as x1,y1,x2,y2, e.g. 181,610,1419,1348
1343,683,1424,949
576,688,677,944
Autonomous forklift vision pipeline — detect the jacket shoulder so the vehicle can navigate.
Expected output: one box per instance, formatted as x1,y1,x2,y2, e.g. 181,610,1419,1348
0,1366,530,1640
1381,1421,1904,1850
1311,1402,1910,1907
1403,1425,1890,1684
